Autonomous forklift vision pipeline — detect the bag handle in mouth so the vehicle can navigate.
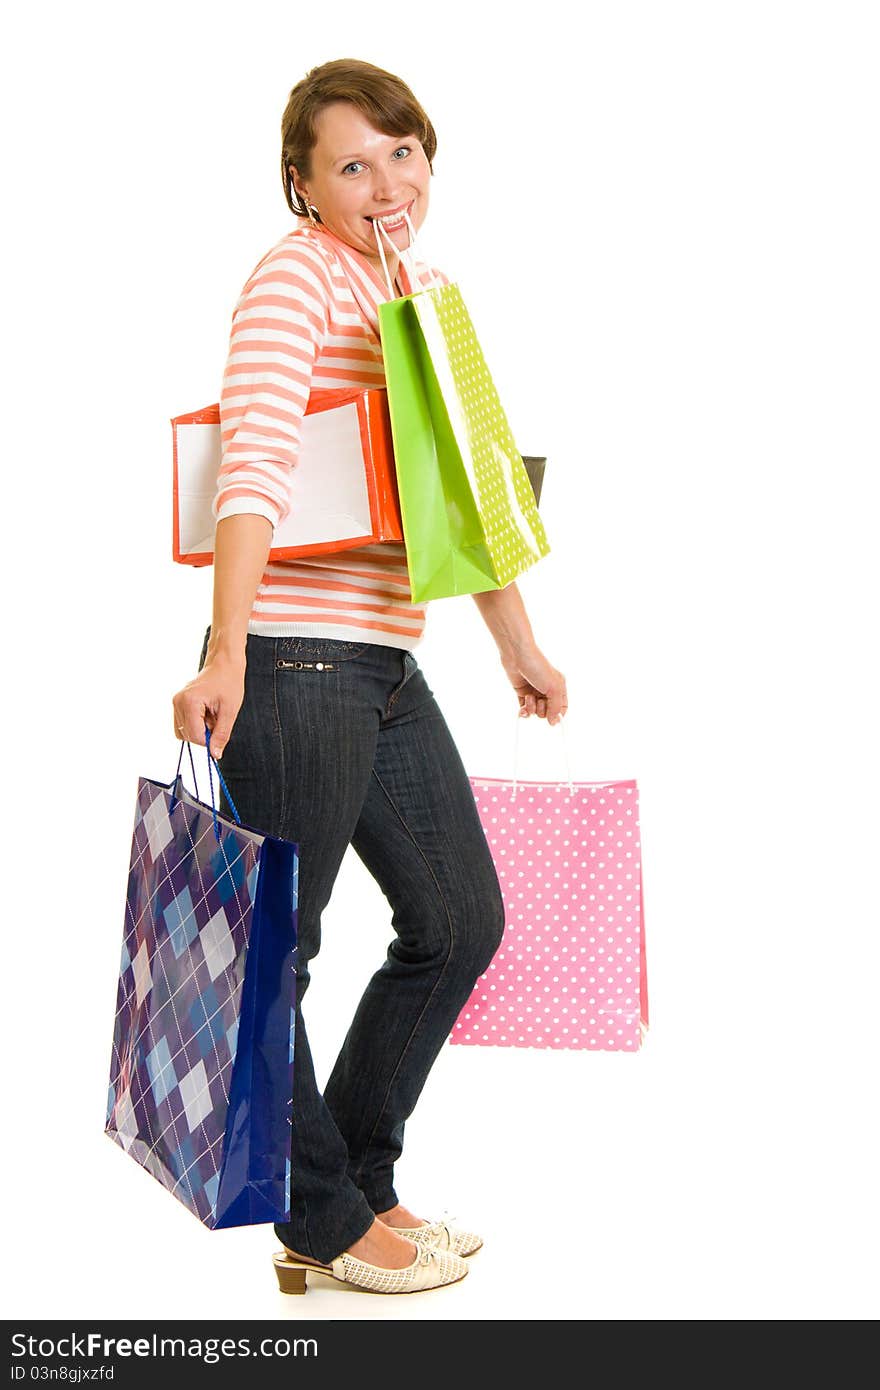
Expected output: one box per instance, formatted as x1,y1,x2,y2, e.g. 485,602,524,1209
372,210,442,297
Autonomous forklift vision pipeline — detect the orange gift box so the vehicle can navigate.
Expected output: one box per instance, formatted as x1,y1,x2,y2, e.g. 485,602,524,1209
171,387,403,566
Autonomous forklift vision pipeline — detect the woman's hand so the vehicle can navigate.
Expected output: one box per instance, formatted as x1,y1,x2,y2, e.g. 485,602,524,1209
501,644,568,724
172,652,246,759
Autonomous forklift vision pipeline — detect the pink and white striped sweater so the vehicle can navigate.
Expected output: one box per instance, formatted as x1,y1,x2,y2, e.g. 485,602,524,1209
212,220,450,649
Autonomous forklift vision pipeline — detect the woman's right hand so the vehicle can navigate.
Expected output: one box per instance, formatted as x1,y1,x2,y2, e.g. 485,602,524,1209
172,651,246,759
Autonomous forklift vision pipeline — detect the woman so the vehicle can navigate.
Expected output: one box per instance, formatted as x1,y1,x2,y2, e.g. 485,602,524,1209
172,58,568,1296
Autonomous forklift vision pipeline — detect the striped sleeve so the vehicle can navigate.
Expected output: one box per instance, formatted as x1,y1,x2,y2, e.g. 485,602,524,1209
212,242,333,530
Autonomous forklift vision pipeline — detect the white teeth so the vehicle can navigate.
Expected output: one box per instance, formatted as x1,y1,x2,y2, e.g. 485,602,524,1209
370,206,410,225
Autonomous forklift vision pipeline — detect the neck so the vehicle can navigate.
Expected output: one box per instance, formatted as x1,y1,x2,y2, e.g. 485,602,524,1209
366,235,402,290
364,249,400,284
313,221,402,288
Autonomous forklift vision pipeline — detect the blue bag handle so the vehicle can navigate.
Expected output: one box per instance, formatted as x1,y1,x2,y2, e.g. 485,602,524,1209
170,726,242,843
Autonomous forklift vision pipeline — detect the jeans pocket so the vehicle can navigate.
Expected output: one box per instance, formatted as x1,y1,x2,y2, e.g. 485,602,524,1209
385,651,418,714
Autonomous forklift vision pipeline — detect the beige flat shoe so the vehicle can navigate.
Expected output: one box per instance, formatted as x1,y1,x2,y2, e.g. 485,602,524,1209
394,1218,483,1258
272,1241,468,1295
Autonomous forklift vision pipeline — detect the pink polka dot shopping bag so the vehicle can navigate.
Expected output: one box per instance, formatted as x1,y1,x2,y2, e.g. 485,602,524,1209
451,719,648,1052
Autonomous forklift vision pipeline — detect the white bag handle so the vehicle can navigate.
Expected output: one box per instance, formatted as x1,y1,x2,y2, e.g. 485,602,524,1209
511,710,575,801
372,212,442,297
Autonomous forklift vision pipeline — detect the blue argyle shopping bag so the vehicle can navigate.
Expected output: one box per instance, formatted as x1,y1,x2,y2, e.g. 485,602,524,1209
105,732,298,1229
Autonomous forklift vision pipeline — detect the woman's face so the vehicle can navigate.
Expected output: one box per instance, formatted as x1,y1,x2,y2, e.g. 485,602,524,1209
290,101,432,272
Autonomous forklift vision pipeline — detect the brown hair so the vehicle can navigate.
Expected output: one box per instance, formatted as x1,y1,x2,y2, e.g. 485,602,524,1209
280,58,437,222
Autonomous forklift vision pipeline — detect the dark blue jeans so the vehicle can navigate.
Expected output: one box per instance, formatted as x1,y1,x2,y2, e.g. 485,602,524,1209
197,629,506,1263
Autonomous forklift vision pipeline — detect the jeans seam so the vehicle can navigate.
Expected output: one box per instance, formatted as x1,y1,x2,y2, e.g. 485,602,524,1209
350,764,455,1192
384,655,412,718
272,642,287,832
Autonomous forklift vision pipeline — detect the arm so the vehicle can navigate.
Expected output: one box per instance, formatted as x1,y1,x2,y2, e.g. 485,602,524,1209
173,513,273,756
173,241,331,753
471,581,536,655
472,582,568,725
212,241,332,530
206,513,274,664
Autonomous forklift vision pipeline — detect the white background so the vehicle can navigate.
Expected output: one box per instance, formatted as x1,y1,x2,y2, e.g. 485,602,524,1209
3,0,877,1322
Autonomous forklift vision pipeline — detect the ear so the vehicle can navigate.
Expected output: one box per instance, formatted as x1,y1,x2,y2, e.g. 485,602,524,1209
289,164,305,199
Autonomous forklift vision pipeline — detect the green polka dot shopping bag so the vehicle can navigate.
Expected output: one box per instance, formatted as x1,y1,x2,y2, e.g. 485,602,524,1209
374,216,551,602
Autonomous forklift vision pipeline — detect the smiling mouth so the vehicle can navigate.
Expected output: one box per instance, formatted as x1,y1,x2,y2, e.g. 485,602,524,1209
364,201,414,225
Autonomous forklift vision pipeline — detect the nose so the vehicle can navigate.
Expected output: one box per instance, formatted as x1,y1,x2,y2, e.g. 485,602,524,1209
370,173,406,205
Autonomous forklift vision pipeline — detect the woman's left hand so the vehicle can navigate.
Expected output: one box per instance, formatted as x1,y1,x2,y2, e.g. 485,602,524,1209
501,644,568,724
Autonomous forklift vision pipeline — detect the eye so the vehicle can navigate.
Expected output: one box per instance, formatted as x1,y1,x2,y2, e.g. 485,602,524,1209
341,145,412,176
